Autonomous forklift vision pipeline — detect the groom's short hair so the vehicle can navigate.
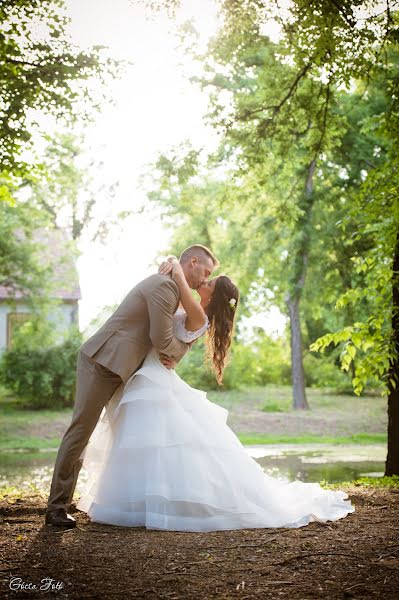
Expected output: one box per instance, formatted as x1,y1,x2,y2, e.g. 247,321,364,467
179,244,219,268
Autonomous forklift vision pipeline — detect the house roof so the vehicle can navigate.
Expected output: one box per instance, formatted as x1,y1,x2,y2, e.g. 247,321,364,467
0,227,81,301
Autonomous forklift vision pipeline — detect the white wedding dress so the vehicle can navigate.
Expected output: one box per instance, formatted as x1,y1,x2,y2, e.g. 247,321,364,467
76,308,355,531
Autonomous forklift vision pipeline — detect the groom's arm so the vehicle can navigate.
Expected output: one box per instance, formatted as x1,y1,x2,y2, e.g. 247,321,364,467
143,278,189,363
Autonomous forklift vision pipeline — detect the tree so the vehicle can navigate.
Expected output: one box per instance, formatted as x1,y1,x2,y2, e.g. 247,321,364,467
193,1,397,409
0,0,121,297
0,192,52,297
311,48,399,475
28,132,123,243
143,1,399,471
0,0,119,177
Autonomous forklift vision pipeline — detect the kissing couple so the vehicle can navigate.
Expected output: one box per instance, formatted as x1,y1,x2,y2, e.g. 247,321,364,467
45,244,354,531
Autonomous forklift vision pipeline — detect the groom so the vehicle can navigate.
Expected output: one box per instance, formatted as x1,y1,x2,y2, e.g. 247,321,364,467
45,244,219,528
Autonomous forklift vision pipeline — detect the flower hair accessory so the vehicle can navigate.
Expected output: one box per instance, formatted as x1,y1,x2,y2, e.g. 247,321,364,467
229,298,236,310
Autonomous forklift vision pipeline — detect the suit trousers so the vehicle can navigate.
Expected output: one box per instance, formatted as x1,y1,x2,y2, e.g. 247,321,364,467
46,350,123,513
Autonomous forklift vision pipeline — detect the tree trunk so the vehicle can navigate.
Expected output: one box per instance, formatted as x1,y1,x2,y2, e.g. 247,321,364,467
385,227,399,476
287,295,309,409
286,159,316,410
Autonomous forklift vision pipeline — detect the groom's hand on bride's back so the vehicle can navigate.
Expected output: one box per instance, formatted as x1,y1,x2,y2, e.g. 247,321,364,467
159,353,177,370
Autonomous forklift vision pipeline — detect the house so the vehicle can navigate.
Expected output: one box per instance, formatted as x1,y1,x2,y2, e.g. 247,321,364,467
0,228,81,353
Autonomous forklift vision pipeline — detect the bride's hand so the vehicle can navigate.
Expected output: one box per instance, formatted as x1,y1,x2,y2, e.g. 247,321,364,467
158,255,176,275
159,353,177,369
170,259,184,281
158,256,183,280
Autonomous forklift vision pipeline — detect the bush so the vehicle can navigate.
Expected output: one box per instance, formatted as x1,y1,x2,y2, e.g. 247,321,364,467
303,351,353,392
0,327,82,409
176,333,291,391
175,338,220,390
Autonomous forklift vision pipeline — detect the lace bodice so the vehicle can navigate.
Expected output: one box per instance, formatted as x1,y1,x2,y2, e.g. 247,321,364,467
173,308,209,343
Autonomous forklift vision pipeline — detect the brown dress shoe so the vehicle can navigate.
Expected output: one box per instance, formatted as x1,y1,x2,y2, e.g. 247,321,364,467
45,508,76,528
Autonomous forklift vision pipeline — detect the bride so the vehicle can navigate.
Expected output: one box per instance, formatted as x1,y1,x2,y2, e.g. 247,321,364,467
76,258,355,531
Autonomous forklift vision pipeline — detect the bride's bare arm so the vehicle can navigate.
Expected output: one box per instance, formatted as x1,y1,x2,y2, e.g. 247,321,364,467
158,258,207,331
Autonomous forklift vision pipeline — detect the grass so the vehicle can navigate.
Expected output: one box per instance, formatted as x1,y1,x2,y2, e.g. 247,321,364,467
0,483,48,502
321,475,399,490
0,384,388,450
1,476,398,504
208,384,386,413
0,397,71,450
237,433,388,446
0,433,388,452
0,436,62,451
261,402,287,413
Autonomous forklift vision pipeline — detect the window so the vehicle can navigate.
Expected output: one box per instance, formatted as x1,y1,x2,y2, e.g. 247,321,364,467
7,313,32,350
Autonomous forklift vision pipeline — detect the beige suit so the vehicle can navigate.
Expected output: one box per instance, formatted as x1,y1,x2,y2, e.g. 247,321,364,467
46,273,188,513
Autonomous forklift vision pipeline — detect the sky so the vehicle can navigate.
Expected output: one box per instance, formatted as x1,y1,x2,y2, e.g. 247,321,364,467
60,0,286,337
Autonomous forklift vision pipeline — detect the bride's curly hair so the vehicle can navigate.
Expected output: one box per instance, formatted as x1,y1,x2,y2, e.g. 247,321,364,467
205,275,239,385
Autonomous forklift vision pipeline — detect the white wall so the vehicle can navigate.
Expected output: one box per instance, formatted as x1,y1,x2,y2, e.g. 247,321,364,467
47,304,79,336
0,304,9,352
0,301,79,353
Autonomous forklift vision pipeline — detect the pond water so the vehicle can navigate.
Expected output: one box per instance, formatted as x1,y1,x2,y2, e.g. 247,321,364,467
246,444,385,483
0,444,386,494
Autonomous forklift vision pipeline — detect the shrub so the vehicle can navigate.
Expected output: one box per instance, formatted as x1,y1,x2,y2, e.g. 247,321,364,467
0,327,82,409
303,351,354,393
176,333,291,390
175,338,219,390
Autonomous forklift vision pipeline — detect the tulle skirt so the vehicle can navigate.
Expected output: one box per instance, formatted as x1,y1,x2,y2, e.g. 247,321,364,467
76,349,355,531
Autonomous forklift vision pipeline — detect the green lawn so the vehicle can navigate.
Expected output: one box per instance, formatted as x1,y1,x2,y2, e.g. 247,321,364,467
237,432,387,445
0,384,387,451
207,384,385,413
0,394,72,450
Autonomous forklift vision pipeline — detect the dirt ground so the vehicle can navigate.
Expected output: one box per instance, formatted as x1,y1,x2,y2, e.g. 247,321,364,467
15,393,386,445
221,392,386,438
1,486,398,600
227,409,378,437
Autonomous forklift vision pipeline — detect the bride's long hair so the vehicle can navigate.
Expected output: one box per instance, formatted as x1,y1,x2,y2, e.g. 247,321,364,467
205,275,239,385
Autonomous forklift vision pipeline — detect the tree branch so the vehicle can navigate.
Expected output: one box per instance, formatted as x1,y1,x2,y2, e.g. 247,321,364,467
5,57,44,68
328,0,356,28
312,83,331,162
237,59,314,123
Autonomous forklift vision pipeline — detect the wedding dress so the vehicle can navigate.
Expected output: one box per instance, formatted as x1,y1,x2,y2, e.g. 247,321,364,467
76,308,355,531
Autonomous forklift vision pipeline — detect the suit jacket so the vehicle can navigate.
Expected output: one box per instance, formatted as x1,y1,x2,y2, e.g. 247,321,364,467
80,273,189,383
